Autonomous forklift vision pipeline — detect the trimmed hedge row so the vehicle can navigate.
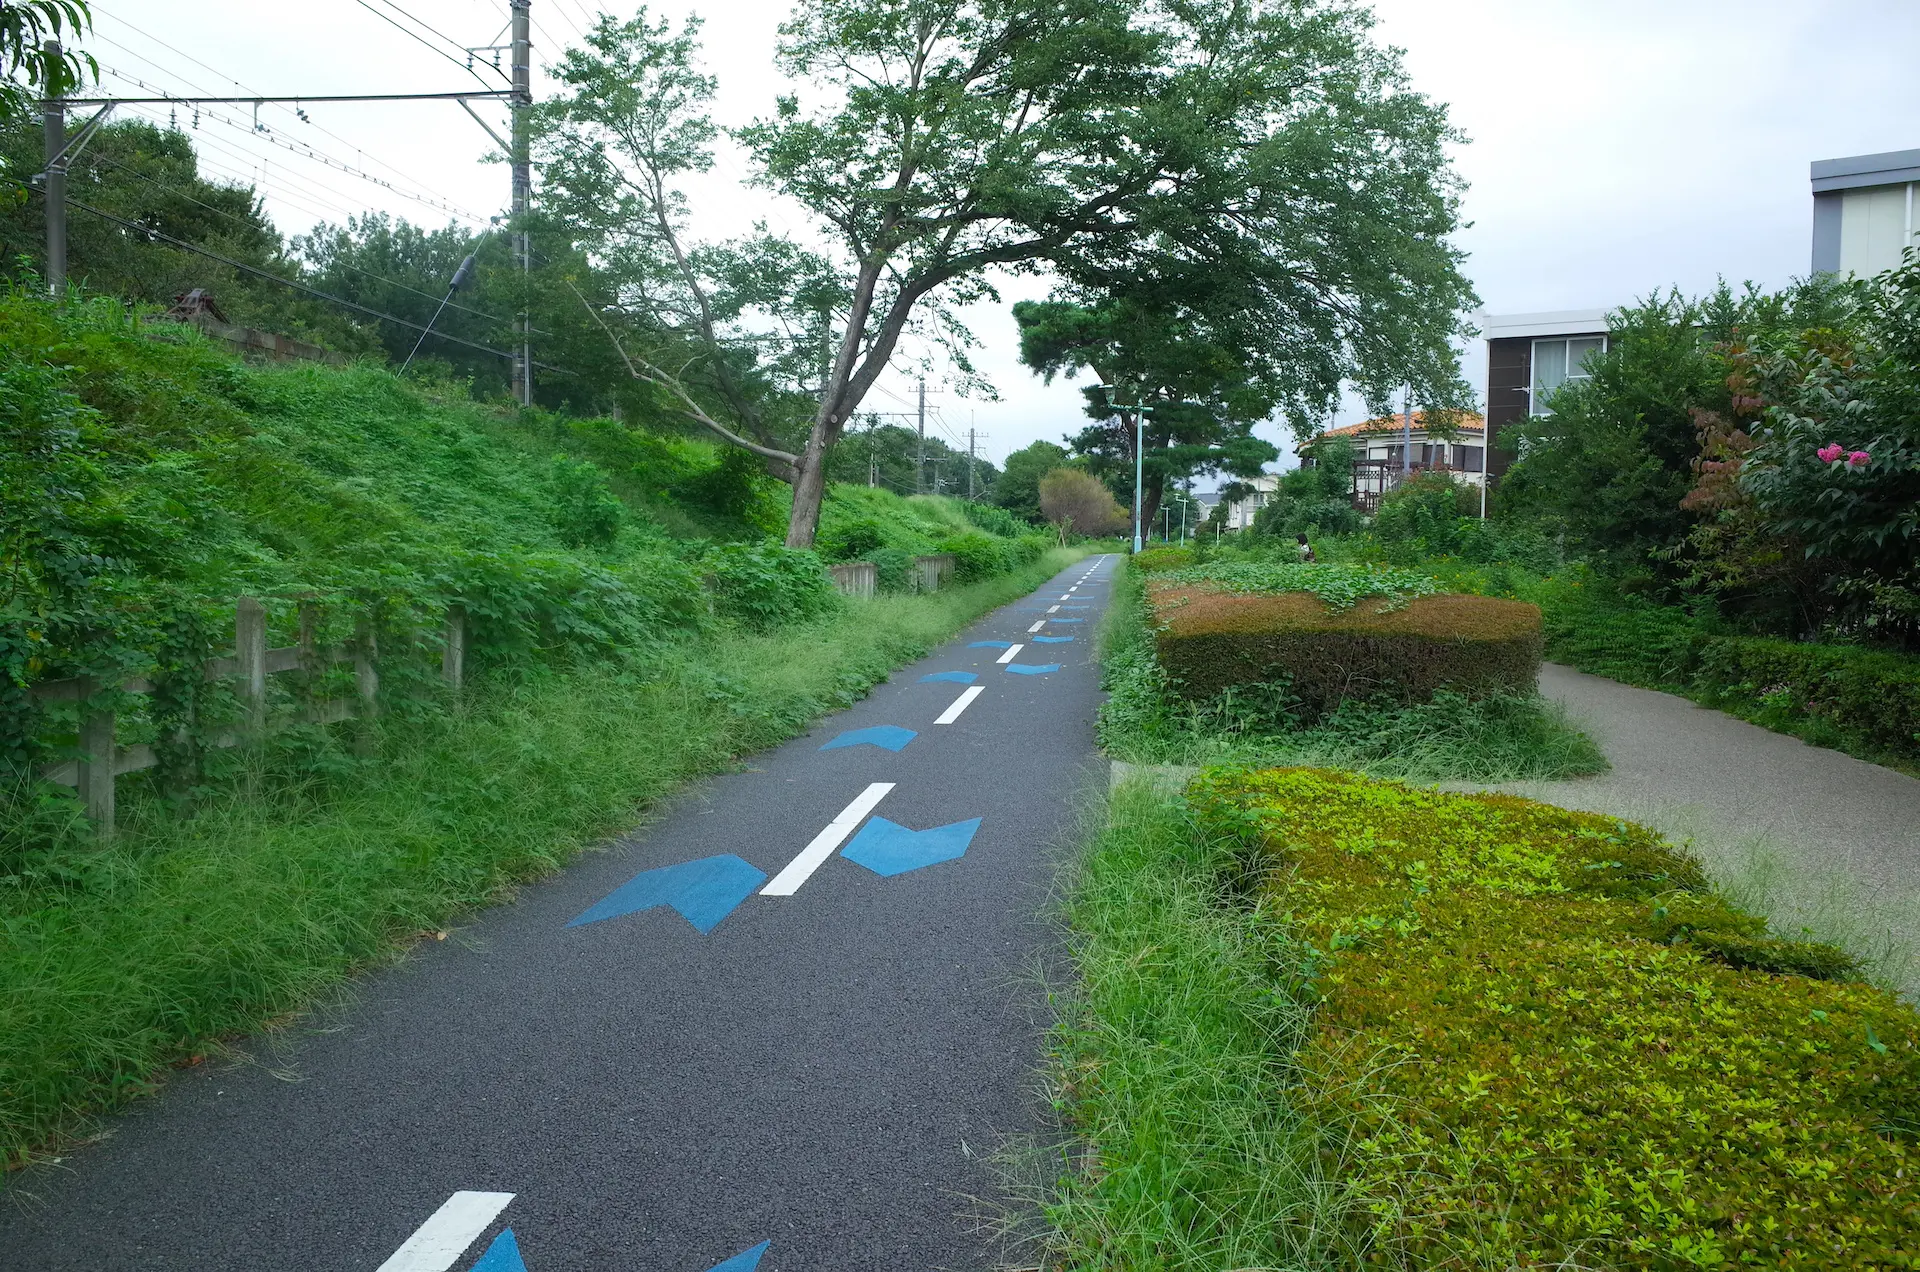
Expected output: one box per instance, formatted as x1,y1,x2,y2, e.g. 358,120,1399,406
1521,573,1920,770
1189,766,1917,1266
1148,581,1542,716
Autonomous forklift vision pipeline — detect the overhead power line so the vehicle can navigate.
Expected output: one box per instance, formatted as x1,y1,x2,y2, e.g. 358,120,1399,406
95,67,495,223
90,6,496,226
84,153,513,328
34,185,570,374
351,0,503,87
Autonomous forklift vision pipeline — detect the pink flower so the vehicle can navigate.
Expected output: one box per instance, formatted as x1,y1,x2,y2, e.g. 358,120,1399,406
1817,443,1844,463
1847,450,1871,468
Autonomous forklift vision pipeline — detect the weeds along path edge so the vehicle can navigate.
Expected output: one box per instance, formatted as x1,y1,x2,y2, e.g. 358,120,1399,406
1017,782,1368,1270
0,548,1092,1169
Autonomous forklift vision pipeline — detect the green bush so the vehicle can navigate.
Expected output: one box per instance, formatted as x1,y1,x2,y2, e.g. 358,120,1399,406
699,543,839,629
1189,767,1912,1267
1513,570,1920,769
545,455,625,549
936,531,1011,583
1148,575,1542,717
816,517,887,562
1129,545,1195,572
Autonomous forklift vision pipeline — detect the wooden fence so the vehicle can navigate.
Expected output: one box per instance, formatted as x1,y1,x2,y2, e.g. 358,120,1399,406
912,554,954,593
27,597,466,840
828,556,953,598
828,561,877,599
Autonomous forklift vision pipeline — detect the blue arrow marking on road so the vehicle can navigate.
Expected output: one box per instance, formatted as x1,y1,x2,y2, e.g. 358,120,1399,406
918,671,978,684
1005,664,1061,675
966,640,1013,648
704,1242,771,1272
841,816,981,877
1060,604,1092,609
1048,618,1084,623
820,724,917,752
1033,635,1075,643
567,855,767,934
468,1229,528,1272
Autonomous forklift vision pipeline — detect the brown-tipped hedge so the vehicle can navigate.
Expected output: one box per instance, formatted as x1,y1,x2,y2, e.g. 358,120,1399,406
1149,581,1542,713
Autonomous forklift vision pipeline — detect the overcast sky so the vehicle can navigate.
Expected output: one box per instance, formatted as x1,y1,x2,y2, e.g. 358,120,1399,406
91,1,1920,479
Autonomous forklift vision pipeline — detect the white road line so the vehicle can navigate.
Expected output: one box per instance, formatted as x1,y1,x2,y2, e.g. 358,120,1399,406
377,1192,516,1272
1027,620,1045,632
1047,605,1060,613
997,644,1024,663
761,782,895,897
935,685,985,724
1058,594,1072,600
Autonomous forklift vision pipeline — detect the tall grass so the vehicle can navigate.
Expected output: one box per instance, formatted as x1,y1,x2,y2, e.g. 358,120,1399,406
0,549,1087,1168
1094,566,1607,784
1007,783,1369,1270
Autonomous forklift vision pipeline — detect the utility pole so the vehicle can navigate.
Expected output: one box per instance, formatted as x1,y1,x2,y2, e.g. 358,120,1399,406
967,422,977,500
510,0,532,406
42,40,65,296
1400,384,1413,478
914,378,927,495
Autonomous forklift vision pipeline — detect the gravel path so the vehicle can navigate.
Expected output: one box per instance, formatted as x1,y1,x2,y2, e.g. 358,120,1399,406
1482,663,1920,990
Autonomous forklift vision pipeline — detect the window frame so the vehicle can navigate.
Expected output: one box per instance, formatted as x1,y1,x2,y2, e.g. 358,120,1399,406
1528,334,1609,417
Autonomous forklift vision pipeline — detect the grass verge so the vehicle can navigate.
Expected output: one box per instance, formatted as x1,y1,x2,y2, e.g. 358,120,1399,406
1096,564,1605,784
0,547,1087,1169
1012,780,1367,1270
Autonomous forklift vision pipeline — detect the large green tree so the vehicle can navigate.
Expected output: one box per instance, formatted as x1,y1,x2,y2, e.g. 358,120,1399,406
991,439,1069,522
1014,290,1281,538
542,0,1473,548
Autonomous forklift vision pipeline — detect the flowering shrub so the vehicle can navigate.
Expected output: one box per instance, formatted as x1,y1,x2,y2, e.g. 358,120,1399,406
1189,767,1918,1266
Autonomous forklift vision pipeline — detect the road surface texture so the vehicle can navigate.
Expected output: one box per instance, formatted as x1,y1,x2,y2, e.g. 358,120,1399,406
1486,662,1920,992
0,557,1117,1272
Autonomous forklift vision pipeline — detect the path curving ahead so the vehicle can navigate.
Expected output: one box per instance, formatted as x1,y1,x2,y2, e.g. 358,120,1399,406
1490,663,1920,988
0,557,1118,1272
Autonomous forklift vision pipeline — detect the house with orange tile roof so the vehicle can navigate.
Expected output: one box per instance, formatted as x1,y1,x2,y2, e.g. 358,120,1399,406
1299,410,1489,512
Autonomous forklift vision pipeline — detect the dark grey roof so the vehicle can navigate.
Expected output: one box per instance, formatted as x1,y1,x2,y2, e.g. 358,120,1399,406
1811,148,1920,193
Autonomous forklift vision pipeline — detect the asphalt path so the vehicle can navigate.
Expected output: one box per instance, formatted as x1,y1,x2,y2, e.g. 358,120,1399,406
0,556,1116,1272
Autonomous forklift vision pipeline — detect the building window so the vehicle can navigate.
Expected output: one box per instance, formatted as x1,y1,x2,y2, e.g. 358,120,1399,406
1839,182,1917,278
1530,336,1607,415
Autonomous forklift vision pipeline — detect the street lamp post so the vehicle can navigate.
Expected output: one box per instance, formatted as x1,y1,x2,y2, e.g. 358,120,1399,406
1110,391,1152,553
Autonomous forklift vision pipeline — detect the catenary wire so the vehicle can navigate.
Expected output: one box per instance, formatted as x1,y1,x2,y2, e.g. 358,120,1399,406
33,184,572,373
83,152,514,327
91,5,499,224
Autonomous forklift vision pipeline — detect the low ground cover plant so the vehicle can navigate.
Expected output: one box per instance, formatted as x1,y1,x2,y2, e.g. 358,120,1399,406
1190,767,1918,1267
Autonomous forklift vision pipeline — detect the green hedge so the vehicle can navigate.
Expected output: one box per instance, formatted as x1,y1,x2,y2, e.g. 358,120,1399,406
1521,573,1920,770
1189,767,1913,1266
1150,582,1542,717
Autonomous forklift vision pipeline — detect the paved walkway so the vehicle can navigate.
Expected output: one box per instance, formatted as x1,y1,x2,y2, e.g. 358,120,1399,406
1485,663,1920,991
0,558,1117,1272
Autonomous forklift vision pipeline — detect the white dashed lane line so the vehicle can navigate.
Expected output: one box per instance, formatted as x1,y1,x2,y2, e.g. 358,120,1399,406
935,686,984,724
761,782,895,897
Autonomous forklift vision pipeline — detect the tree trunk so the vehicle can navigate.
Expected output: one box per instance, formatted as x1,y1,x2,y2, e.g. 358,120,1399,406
785,428,831,548
1141,475,1166,545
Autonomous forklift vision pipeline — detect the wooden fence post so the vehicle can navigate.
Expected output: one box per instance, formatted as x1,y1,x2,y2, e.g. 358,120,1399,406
442,606,466,692
235,596,268,739
353,618,379,755
74,676,115,841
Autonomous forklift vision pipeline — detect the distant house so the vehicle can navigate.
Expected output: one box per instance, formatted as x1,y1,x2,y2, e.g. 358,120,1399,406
1300,411,1488,512
1482,310,1611,474
1811,148,1920,277
1215,474,1279,531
